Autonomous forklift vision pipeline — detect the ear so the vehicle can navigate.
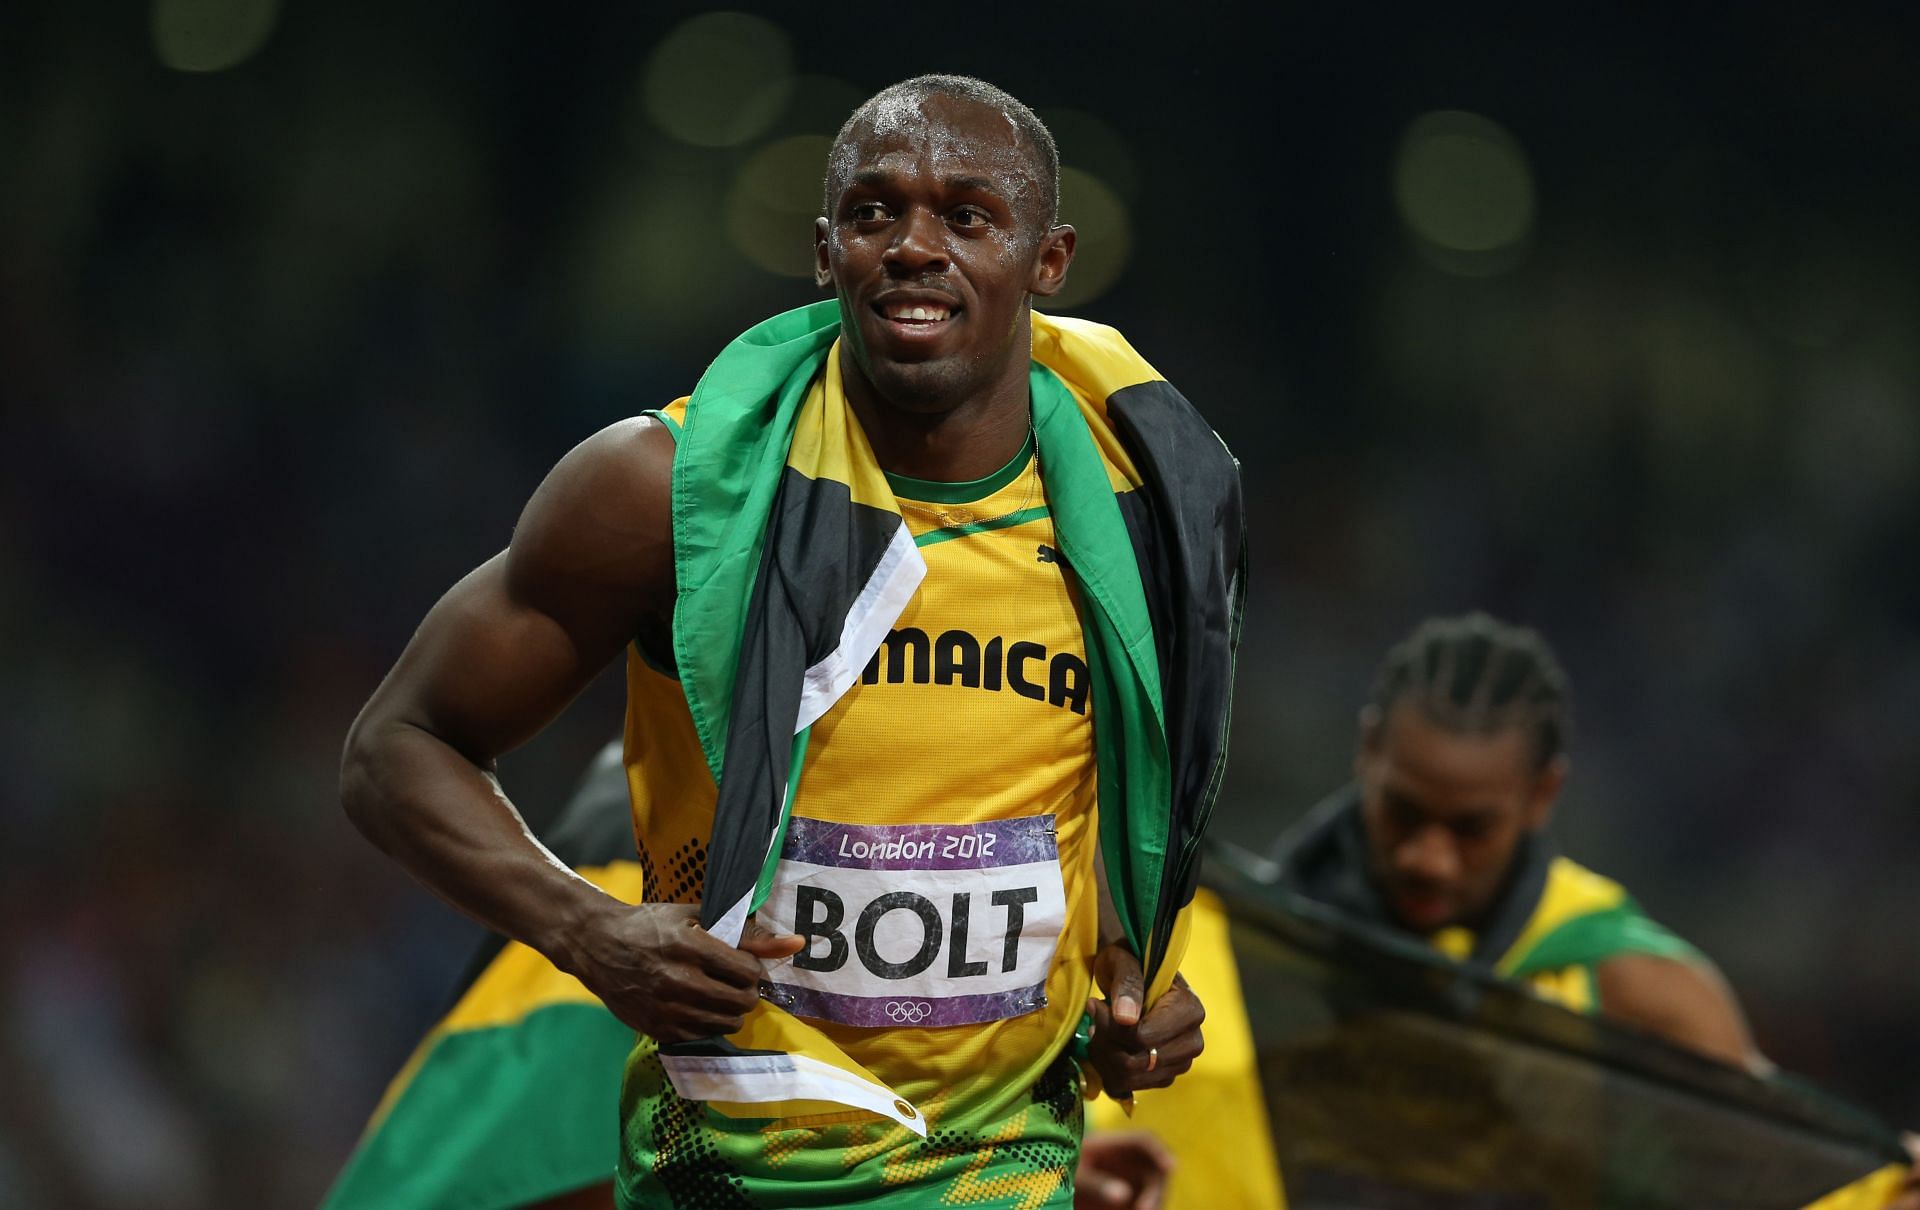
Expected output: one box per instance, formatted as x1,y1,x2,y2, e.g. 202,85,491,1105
813,217,832,290
1353,705,1383,781
1027,223,1077,298
1525,754,1568,831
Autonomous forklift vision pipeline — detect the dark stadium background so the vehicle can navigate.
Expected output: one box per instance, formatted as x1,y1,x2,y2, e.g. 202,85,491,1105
3,3,1917,1205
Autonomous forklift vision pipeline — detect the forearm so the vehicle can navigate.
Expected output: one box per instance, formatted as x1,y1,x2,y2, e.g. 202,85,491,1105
341,709,617,969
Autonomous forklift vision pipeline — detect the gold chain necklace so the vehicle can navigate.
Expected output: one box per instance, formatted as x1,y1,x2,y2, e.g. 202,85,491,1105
893,420,1041,530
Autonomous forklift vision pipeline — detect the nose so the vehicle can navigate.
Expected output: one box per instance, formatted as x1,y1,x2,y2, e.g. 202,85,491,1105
882,206,949,276
1393,824,1460,886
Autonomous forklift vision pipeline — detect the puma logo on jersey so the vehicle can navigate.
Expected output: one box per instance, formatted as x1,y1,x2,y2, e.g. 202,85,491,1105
1036,544,1060,564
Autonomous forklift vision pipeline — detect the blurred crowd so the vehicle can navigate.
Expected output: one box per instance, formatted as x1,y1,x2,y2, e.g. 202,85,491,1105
2,4,1915,1206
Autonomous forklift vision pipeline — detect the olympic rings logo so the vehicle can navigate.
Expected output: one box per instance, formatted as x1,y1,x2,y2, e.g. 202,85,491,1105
885,1001,935,1024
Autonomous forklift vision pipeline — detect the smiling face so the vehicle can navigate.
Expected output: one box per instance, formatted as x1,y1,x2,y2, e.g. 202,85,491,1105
1356,701,1566,934
814,91,1074,415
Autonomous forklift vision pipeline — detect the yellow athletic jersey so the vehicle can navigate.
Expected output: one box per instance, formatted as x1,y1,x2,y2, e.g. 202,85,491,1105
620,396,1101,1205
786,429,1099,1131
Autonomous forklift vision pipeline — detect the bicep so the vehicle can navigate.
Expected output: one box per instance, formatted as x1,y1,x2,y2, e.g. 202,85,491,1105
362,418,675,762
368,553,615,761
1595,953,1765,1073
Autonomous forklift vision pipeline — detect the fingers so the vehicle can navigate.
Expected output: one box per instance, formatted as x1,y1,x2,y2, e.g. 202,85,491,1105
1113,1031,1204,1090
1131,983,1206,1049
681,920,772,987
1087,994,1112,1032
621,959,763,1042
1082,1172,1130,1206
665,916,801,1034
1084,1032,1200,1094
1129,1130,1177,1175
584,903,803,1043
1093,944,1146,1026
1086,975,1207,1096
605,971,754,1043
1075,1135,1143,1209
1087,994,1133,1053
1076,1132,1174,1210
648,1013,749,1044
738,915,806,961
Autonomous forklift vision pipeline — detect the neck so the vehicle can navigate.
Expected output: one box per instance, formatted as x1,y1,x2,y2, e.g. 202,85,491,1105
837,334,1034,483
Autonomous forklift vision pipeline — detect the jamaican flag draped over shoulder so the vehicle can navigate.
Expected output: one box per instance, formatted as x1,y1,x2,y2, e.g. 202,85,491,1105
658,299,1245,1132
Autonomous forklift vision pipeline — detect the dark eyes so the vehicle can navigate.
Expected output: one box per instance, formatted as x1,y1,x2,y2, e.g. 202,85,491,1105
1385,797,1422,829
1385,796,1493,841
846,202,993,230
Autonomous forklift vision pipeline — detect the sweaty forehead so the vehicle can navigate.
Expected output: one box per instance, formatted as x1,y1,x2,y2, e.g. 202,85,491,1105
829,93,1042,207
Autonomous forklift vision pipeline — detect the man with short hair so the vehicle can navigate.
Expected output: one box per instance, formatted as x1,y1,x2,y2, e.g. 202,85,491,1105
342,74,1243,1208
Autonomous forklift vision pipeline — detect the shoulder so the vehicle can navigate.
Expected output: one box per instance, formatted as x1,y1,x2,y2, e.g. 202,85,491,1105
1506,858,1698,975
505,415,678,623
1594,950,1761,1071
538,413,675,500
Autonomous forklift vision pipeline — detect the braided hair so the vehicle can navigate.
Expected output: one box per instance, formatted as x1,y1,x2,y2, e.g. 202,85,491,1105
1367,613,1573,770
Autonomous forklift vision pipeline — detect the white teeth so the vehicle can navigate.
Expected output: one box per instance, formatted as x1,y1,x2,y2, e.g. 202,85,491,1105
886,303,949,322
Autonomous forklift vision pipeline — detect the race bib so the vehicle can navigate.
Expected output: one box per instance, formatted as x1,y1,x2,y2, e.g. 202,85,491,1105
759,816,1066,1029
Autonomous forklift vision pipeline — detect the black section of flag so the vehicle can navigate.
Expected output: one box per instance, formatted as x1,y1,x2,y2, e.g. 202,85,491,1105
1107,379,1248,976
697,466,907,934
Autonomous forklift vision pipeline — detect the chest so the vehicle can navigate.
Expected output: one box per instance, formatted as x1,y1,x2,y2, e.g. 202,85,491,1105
795,511,1094,826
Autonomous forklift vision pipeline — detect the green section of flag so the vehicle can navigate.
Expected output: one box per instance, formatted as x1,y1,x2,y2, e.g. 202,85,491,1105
321,1002,636,1210
670,299,843,786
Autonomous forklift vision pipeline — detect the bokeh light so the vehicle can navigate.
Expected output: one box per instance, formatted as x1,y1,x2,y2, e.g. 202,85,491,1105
728,135,833,278
1049,167,1132,310
1393,110,1536,275
1639,297,1772,492
1790,358,1920,525
569,148,772,349
151,0,280,73
771,75,865,144
1747,216,1866,350
638,12,793,149
1042,108,1141,200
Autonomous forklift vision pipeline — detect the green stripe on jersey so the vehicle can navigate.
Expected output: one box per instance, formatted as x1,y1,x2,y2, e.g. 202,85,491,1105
914,505,1053,548
1506,904,1703,978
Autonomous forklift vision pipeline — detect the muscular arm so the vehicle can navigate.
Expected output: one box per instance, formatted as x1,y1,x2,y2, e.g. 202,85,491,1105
1594,953,1767,1074
341,419,793,1039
